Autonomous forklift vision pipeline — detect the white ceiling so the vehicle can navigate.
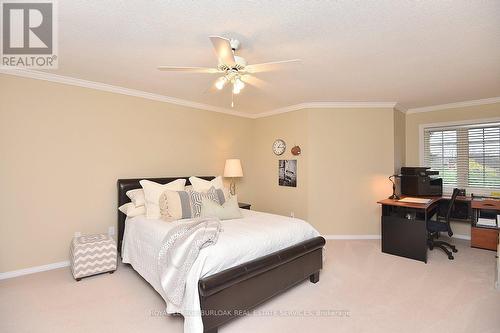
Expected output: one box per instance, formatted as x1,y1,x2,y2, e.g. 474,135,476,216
37,0,500,114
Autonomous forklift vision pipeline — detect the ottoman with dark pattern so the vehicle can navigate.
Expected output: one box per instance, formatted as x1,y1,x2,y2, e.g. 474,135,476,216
70,234,117,281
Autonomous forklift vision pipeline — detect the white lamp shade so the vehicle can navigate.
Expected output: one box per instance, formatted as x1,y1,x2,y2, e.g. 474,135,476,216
224,159,243,178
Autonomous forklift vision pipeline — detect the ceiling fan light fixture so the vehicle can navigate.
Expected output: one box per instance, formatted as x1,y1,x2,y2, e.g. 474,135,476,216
234,78,245,91
232,83,241,94
215,76,227,90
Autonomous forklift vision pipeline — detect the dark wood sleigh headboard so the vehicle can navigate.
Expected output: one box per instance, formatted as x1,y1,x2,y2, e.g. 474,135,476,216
117,176,215,253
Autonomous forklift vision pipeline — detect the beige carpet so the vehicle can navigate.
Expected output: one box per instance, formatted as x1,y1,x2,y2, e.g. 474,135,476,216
1,239,499,333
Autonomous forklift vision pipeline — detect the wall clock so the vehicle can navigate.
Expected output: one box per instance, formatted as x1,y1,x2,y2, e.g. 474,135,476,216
272,139,286,156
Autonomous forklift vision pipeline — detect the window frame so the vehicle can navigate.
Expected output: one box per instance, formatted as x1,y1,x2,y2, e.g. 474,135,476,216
418,117,500,194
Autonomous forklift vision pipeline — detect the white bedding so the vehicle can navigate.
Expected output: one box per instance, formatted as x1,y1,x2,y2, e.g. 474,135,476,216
121,209,320,333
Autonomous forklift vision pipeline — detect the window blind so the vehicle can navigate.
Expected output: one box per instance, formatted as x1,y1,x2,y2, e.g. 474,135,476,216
423,122,500,195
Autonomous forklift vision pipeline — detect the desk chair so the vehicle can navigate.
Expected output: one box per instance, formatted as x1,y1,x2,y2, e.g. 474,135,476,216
427,188,459,260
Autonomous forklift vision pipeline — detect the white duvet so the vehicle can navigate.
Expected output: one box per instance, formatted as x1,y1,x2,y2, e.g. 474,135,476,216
121,209,320,333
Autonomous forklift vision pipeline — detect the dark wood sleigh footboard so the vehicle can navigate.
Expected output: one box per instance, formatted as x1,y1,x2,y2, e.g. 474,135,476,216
117,177,325,333
198,236,326,333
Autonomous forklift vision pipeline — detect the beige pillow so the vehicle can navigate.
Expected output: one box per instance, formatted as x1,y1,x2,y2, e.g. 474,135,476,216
126,189,145,207
118,202,146,217
140,179,186,219
189,176,224,192
189,176,231,203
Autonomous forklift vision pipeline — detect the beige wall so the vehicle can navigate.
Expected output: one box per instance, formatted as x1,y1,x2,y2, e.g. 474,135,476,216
252,108,395,235
0,74,255,272
308,108,395,235
252,110,309,219
6,72,469,272
405,102,500,236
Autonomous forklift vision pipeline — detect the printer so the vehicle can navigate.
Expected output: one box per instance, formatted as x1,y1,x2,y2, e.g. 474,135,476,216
400,167,443,196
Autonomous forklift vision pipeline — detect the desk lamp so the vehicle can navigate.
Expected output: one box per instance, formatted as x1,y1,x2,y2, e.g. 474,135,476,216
388,175,400,200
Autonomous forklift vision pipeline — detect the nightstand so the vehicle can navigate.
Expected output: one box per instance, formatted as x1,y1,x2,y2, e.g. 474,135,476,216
238,202,251,210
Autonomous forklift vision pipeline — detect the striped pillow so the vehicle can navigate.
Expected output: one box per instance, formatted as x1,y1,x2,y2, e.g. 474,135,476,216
159,186,223,221
159,190,193,221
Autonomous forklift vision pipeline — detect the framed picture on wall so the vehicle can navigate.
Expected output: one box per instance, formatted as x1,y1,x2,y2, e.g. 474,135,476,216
279,160,297,187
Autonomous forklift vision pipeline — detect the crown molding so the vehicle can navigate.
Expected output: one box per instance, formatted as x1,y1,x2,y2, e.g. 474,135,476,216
253,101,398,118
394,103,408,113
0,67,254,119
406,97,500,114
9,67,496,118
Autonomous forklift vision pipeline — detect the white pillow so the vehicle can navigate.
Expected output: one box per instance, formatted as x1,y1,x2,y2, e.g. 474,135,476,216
140,179,186,219
126,189,145,207
118,202,146,217
200,196,242,220
189,176,224,192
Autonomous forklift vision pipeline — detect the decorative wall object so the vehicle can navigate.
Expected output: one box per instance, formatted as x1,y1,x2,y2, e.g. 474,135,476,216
278,160,297,187
291,145,301,156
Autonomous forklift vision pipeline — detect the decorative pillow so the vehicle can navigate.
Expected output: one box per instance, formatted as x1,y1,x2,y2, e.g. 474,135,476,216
189,176,224,192
118,202,146,217
189,176,230,203
188,186,221,218
200,196,242,220
159,190,193,221
159,186,222,221
126,189,145,207
140,179,186,219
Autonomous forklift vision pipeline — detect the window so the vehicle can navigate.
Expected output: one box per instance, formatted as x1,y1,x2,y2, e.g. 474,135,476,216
423,122,500,195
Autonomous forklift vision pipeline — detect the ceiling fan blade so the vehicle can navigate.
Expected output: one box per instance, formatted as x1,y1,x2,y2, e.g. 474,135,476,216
209,36,236,67
241,75,269,89
245,59,302,73
157,66,219,73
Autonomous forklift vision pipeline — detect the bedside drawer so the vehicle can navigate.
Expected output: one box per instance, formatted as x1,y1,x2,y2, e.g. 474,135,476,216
471,227,499,251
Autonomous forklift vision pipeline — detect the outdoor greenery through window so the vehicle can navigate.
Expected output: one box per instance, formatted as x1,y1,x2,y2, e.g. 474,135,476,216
423,122,500,195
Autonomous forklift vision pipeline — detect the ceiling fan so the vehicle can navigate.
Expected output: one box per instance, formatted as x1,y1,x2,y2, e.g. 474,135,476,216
158,36,301,107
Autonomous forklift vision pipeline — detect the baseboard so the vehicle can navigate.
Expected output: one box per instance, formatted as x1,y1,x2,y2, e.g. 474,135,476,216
0,261,70,280
323,235,381,240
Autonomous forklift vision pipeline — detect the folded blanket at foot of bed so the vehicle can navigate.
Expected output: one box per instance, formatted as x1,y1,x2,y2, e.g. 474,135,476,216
158,217,222,305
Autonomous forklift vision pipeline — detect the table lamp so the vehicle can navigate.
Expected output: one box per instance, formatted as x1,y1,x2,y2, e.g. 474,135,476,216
224,159,243,195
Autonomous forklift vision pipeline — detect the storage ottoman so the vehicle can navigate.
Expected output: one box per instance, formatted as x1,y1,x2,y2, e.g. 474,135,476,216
70,233,117,281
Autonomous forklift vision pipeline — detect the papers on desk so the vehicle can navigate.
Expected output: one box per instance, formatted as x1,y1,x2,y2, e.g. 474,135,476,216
398,197,432,204
477,217,497,228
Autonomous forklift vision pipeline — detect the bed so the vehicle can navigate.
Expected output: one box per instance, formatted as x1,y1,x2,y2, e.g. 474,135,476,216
117,177,325,333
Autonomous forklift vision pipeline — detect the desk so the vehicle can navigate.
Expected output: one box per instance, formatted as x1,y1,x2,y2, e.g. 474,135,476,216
377,198,440,263
377,196,500,262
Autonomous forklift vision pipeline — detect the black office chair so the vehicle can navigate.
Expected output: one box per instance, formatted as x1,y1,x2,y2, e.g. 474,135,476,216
427,188,460,260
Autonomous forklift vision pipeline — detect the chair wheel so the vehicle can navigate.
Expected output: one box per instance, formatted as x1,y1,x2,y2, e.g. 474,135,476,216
448,255,454,260
452,248,458,253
